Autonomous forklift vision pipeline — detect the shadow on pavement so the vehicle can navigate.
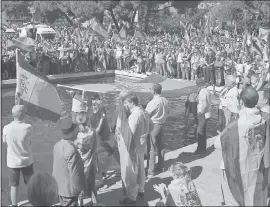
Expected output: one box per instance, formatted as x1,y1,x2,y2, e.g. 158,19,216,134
190,166,203,180
164,145,215,171
93,176,174,206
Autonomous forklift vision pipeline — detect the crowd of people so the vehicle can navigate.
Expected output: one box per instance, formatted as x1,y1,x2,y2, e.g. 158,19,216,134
2,22,269,93
3,70,270,206
2,18,270,207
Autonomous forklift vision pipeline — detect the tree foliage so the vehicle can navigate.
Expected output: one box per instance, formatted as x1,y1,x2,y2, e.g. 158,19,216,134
2,0,268,33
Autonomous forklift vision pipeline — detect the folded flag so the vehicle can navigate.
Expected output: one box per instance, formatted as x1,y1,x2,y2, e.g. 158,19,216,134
15,50,62,122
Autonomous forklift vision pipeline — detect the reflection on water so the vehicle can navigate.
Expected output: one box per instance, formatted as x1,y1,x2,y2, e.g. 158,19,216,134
1,76,219,205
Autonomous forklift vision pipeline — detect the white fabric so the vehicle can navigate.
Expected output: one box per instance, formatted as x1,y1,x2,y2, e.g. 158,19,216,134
3,121,33,168
219,86,239,114
72,97,86,113
146,95,170,124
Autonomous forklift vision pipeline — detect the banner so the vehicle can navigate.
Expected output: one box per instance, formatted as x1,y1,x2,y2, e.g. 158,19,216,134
16,50,62,122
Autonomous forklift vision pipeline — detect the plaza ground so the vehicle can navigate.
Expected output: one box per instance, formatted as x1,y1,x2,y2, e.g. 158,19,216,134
1,71,222,206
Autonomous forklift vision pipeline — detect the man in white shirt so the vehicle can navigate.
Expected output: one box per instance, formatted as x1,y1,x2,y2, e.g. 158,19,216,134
115,44,123,70
2,105,34,206
218,75,239,132
146,84,170,176
193,78,212,155
119,94,152,204
176,48,184,79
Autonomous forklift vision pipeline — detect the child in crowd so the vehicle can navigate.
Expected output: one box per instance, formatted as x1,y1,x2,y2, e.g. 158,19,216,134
154,162,202,206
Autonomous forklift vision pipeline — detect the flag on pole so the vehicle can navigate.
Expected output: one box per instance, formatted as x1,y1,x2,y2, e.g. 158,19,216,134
91,18,109,39
259,27,270,42
134,10,139,23
252,39,263,57
179,20,186,29
33,7,41,22
204,18,210,36
184,28,190,44
107,22,112,34
119,26,127,39
15,50,62,122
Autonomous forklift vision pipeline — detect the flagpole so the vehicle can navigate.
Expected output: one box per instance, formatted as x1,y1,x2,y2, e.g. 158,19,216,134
15,49,21,105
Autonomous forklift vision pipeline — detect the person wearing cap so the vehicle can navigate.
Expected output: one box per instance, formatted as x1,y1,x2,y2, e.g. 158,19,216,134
192,78,212,155
52,121,85,206
2,105,34,207
215,87,268,206
146,84,170,176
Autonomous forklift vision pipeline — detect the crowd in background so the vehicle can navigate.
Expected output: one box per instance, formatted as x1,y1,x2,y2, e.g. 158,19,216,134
1,23,270,95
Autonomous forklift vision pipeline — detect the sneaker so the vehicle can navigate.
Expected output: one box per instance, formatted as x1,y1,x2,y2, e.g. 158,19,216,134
137,192,144,199
119,197,136,205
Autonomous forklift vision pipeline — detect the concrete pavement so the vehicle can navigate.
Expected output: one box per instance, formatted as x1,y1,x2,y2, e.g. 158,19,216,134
22,137,223,206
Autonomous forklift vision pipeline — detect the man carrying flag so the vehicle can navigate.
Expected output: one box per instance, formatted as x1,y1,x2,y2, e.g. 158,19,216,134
216,87,269,206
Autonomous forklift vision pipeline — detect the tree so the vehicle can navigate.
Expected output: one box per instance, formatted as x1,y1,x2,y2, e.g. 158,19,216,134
2,1,31,19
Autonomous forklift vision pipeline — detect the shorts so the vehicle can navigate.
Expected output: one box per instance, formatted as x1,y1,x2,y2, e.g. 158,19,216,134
8,164,34,187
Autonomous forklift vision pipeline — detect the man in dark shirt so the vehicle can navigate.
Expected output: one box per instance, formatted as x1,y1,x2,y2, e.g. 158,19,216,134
52,121,85,206
205,49,216,85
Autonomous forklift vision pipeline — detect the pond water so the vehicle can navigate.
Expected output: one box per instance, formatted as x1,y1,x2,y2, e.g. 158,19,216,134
1,76,219,205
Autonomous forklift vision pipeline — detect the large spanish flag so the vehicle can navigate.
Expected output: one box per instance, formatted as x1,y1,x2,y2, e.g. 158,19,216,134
15,50,62,122
220,119,268,206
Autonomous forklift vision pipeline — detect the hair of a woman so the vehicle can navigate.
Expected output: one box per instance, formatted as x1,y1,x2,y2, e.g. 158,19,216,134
27,173,58,206
171,162,191,179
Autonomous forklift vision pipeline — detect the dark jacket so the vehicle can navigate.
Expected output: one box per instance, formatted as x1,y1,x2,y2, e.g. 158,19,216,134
52,139,85,197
